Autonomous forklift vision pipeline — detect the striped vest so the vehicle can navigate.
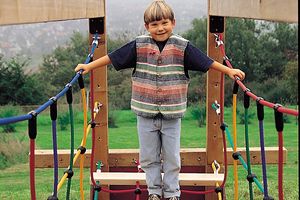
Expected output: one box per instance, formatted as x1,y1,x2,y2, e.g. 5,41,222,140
131,34,189,119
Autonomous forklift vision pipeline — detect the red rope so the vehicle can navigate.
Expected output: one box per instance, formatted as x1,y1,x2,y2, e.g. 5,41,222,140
101,187,147,194
181,189,215,195
89,69,99,187
98,180,147,194
29,139,36,200
278,131,284,200
216,33,298,117
219,52,228,192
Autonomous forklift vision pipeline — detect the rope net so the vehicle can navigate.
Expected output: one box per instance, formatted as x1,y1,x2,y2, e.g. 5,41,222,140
0,32,298,200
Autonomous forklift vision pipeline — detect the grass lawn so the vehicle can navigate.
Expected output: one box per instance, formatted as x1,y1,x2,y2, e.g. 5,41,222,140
0,105,298,199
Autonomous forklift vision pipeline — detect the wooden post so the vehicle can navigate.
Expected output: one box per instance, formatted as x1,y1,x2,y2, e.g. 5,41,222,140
206,2,225,198
88,1,109,199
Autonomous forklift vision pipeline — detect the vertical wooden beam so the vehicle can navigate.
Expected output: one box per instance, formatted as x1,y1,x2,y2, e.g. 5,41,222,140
206,1,225,199
89,1,109,200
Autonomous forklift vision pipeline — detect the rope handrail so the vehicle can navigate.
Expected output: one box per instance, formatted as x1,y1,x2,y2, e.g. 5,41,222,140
7,34,100,200
214,33,298,117
214,33,289,200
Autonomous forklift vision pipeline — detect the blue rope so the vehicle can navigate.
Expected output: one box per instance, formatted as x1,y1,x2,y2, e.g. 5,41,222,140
259,120,270,197
52,120,58,198
0,33,99,126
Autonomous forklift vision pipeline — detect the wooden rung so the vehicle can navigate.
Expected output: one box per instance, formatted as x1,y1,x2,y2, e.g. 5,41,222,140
93,172,224,186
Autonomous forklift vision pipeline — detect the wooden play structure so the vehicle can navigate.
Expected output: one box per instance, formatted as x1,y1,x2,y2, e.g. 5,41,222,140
0,0,297,199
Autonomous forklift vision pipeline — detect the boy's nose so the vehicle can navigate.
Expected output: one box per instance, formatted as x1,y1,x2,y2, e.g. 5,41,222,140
157,24,164,31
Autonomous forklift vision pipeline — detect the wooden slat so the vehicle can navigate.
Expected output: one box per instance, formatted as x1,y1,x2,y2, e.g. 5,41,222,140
0,0,105,25
34,147,287,168
209,0,298,23
93,172,224,186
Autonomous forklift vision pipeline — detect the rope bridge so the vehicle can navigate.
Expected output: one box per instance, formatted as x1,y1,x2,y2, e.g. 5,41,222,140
0,33,298,200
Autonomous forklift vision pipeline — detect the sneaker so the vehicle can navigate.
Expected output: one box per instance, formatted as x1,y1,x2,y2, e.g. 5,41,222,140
148,194,161,200
167,197,180,200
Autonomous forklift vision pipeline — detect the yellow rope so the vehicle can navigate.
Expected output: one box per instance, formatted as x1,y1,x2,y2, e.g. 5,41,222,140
233,94,238,200
80,88,88,200
57,173,68,191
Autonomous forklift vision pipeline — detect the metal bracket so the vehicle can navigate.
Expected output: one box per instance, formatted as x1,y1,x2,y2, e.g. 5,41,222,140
89,17,105,34
209,16,224,33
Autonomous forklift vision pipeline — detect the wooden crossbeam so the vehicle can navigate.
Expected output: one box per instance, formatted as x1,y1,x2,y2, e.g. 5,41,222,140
93,172,224,186
209,0,298,23
34,147,287,168
0,0,105,26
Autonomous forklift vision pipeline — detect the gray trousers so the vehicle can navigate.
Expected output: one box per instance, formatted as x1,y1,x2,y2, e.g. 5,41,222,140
137,115,181,198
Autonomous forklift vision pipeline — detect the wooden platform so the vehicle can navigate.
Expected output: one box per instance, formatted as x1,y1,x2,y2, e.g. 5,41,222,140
93,172,224,186
34,147,287,168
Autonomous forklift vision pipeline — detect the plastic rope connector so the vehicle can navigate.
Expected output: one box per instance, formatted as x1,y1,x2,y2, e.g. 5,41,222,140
93,185,102,192
244,90,250,109
64,169,74,179
232,152,241,160
47,195,59,200
50,98,57,121
134,188,142,194
233,81,239,94
256,97,264,121
263,196,275,200
28,111,37,139
214,186,223,194
77,146,86,154
66,85,73,104
90,121,96,128
274,104,284,132
220,123,227,131
246,173,257,183
78,74,84,89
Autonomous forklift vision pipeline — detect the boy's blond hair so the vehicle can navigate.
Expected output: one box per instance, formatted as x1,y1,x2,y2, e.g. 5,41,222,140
144,0,174,24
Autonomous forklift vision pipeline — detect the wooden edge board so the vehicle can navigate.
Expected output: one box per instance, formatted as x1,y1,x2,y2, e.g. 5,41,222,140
92,172,224,186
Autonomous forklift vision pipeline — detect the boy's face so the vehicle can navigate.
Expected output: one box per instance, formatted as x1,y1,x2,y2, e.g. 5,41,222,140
145,19,175,42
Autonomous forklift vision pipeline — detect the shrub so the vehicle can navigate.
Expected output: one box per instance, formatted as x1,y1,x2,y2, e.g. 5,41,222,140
189,103,206,127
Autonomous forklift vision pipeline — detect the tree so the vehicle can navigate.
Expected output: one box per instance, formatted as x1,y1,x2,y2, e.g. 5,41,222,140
282,61,298,104
182,18,207,53
0,55,47,105
38,32,89,96
182,18,298,105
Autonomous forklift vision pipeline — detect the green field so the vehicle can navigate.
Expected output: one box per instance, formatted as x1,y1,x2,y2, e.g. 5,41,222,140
0,106,298,199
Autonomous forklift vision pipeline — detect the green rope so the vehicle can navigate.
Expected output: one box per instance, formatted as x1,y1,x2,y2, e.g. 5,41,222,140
244,108,254,200
224,127,247,169
224,125,234,148
66,103,75,200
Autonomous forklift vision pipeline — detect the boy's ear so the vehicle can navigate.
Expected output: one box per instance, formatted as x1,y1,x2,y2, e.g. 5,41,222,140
172,19,176,26
144,23,149,31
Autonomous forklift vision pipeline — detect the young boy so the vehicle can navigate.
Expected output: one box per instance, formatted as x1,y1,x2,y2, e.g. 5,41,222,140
75,1,245,199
